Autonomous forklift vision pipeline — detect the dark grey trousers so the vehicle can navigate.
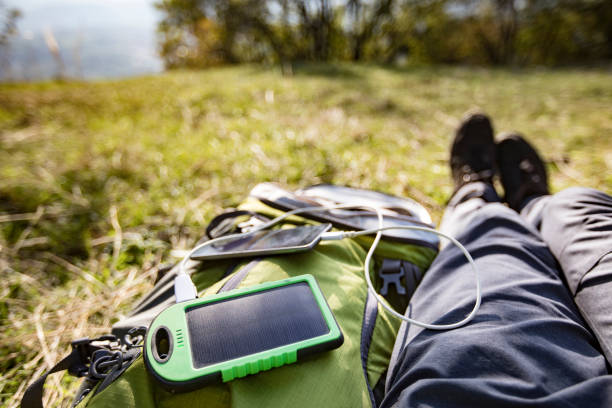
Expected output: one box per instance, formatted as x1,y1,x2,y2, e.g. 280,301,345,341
382,183,612,407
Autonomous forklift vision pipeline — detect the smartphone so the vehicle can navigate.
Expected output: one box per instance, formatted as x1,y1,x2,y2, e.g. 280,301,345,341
189,223,332,261
144,275,344,392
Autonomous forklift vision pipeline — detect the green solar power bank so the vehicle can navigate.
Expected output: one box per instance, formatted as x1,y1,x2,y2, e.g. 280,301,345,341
144,274,344,392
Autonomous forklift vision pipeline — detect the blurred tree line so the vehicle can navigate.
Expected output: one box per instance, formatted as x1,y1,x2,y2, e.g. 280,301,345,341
155,0,612,68
0,0,21,68
0,2,19,47
0,1,20,77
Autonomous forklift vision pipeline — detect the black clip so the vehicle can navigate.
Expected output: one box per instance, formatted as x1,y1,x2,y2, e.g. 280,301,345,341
89,349,124,379
124,326,147,349
69,338,95,377
379,259,406,296
68,335,121,377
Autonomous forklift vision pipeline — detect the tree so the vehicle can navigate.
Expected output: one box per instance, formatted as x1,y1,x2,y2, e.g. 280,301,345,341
346,0,395,61
293,0,335,60
154,0,612,68
0,1,20,79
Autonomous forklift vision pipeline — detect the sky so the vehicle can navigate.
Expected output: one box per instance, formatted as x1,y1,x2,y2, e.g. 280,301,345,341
2,0,164,80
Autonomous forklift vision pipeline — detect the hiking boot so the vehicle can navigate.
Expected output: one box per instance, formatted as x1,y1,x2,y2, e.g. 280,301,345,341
496,132,549,211
450,112,496,194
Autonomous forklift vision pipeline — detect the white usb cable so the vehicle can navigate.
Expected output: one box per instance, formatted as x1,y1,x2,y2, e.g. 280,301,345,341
328,226,481,330
174,204,482,331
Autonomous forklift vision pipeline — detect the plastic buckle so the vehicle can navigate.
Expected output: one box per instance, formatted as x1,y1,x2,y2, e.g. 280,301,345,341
379,259,406,296
89,349,124,379
68,335,120,377
69,337,94,377
124,326,147,348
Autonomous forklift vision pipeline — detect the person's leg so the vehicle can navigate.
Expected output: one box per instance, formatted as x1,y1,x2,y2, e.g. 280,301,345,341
383,199,612,408
439,182,501,240
497,134,612,364
383,115,612,407
382,178,500,390
521,188,612,365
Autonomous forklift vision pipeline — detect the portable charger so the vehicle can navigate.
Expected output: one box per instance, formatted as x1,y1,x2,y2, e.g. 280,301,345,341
144,274,344,392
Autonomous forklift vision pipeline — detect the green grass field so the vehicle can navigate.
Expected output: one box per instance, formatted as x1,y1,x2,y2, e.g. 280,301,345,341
1,64,611,406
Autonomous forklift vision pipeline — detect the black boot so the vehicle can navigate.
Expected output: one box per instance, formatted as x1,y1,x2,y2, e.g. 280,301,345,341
496,133,549,211
450,112,496,194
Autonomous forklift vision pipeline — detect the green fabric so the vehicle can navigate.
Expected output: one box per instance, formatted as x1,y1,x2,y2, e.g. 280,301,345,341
82,199,437,408
87,359,157,408
366,302,401,388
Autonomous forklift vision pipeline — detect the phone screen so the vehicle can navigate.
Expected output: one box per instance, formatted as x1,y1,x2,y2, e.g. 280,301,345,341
190,223,331,260
186,282,330,369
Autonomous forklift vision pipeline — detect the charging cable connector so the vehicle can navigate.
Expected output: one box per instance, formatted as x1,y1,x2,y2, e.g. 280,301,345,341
174,272,198,303
320,231,346,241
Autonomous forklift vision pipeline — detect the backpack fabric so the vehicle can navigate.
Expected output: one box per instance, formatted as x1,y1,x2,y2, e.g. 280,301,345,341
74,183,439,408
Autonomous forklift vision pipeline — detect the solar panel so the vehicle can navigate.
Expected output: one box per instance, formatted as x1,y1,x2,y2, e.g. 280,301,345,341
186,282,330,369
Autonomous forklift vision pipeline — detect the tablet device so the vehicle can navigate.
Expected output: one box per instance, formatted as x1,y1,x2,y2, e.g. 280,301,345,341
144,275,344,392
190,223,332,261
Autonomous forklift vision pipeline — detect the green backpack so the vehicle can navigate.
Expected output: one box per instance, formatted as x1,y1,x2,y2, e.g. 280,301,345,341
22,183,439,408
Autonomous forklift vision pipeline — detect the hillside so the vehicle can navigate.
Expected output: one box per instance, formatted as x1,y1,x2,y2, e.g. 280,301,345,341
1,64,611,406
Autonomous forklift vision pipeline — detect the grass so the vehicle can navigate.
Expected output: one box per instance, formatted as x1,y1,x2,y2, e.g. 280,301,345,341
1,64,611,407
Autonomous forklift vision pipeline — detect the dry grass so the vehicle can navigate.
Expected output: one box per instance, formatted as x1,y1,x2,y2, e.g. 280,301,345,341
1,64,611,407
0,211,168,407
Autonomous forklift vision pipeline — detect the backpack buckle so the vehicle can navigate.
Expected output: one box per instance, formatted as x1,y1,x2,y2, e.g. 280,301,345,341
379,259,406,296
68,335,121,377
124,326,147,348
69,338,96,377
89,349,124,379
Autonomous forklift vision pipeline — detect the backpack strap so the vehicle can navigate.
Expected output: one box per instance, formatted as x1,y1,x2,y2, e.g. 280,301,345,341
21,332,143,408
361,291,379,407
21,337,106,408
205,210,265,239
